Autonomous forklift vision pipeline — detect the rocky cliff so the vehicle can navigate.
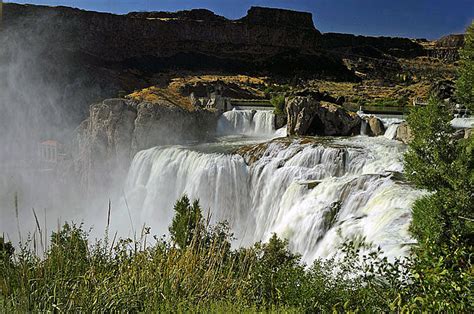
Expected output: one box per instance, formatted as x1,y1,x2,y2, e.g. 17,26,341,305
286,96,361,136
75,99,218,193
2,4,334,74
322,33,426,59
428,34,465,62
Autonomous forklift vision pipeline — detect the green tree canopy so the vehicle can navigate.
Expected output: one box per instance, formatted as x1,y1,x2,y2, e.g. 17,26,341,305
169,194,203,248
456,21,474,110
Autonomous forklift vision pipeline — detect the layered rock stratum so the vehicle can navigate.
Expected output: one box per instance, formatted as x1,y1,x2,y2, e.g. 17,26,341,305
74,98,217,192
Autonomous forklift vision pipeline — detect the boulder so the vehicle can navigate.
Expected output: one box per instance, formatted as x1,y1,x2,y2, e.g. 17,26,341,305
286,96,361,136
465,129,473,139
365,116,385,136
395,122,413,144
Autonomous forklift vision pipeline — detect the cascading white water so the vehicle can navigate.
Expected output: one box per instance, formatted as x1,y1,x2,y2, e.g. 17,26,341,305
217,109,275,136
384,124,399,139
359,112,404,139
125,136,425,264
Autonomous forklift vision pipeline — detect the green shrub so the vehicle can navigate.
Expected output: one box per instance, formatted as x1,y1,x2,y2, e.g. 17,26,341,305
0,237,14,261
403,95,473,311
270,95,286,115
456,21,474,110
1,192,472,311
169,194,204,248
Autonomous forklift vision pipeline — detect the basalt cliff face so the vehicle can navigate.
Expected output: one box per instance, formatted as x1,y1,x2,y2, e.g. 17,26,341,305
2,4,336,75
74,98,218,193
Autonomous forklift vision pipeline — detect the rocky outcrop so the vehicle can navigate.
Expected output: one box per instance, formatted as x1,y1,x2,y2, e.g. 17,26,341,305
364,116,385,136
286,97,361,136
436,34,464,48
240,6,316,30
75,99,218,192
3,4,350,79
3,5,321,61
395,122,413,144
275,114,288,129
430,80,455,101
322,33,425,59
425,34,464,62
0,4,356,143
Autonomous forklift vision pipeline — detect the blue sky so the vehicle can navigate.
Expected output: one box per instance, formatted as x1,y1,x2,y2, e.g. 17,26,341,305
8,0,474,39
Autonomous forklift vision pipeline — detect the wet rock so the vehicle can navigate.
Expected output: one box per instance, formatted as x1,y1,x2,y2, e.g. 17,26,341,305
275,114,287,130
452,129,466,141
395,122,413,144
286,96,361,136
365,116,385,136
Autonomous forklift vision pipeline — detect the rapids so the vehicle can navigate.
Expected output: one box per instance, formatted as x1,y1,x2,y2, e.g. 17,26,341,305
217,109,275,136
125,110,424,263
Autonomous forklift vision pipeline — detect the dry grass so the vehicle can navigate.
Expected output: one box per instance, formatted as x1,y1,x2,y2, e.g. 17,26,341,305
126,74,269,111
169,74,268,98
127,86,195,111
309,79,435,106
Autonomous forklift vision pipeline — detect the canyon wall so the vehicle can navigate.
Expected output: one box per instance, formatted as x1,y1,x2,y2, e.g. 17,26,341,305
74,99,218,194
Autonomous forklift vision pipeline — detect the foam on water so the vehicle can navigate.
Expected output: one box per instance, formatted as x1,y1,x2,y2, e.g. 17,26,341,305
217,109,276,136
125,136,424,264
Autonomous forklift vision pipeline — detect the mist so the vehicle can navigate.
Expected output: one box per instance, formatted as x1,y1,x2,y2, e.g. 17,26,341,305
0,7,119,245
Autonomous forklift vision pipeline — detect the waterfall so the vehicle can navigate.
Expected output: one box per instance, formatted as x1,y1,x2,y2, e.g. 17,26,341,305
217,109,275,136
384,124,399,140
381,116,404,140
359,112,404,139
125,137,424,263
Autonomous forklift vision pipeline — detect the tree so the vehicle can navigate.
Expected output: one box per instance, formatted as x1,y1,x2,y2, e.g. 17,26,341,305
169,195,203,248
456,21,474,110
404,98,457,191
402,96,473,311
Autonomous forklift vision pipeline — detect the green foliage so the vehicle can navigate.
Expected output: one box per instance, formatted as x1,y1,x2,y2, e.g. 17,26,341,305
270,95,286,115
403,94,473,311
265,84,290,115
1,197,419,312
169,195,203,248
0,237,14,261
402,237,473,312
373,96,409,107
404,98,457,190
456,21,474,110
2,190,473,311
264,84,291,97
405,98,473,244
248,234,305,306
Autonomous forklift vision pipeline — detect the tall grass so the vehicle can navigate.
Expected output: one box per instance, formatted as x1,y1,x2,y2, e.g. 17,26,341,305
0,196,470,312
